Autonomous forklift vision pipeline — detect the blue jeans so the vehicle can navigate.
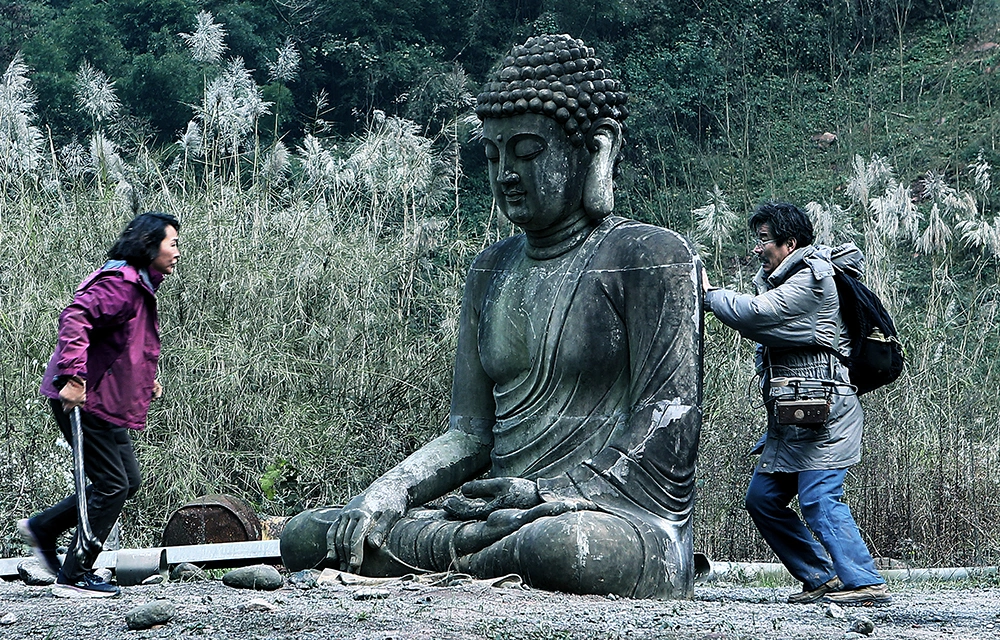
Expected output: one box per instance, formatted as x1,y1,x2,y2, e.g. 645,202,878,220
745,468,884,590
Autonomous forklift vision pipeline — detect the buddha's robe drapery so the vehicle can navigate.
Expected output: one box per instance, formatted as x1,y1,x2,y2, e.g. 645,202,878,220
411,215,704,598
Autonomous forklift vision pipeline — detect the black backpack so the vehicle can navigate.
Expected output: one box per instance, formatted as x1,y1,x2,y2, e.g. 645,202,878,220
830,268,905,395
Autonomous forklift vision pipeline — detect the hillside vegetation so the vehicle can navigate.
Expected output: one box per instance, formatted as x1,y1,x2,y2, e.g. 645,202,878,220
2,0,999,567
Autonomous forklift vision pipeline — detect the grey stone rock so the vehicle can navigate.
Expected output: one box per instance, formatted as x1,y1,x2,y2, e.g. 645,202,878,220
125,600,176,631
289,569,320,589
18,559,55,586
170,562,210,582
353,588,391,601
0,613,18,625
826,602,846,619
240,598,278,612
222,565,284,591
849,617,875,635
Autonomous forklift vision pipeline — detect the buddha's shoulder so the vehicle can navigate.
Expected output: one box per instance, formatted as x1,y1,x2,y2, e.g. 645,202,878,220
469,234,525,270
598,218,697,266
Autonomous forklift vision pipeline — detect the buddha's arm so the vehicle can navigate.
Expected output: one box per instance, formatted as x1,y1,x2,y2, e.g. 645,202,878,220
330,261,498,571
329,426,492,571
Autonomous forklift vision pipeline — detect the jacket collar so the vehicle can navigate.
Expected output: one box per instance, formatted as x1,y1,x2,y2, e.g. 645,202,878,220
100,260,162,294
754,244,834,291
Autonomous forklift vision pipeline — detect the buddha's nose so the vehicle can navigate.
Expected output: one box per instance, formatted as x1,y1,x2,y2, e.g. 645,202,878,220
500,170,519,186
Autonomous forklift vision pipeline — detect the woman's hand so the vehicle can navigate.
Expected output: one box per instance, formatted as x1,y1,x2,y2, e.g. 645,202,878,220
59,376,87,411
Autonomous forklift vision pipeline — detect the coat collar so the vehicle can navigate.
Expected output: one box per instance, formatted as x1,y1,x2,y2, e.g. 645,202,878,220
753,244,833,292
98,260,162,294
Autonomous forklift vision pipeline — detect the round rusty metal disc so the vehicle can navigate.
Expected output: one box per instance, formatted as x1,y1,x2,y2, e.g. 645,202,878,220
161,494,262,546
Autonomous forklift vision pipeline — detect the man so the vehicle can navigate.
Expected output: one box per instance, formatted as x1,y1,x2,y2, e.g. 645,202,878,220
281,34,703,599
702,201,890,606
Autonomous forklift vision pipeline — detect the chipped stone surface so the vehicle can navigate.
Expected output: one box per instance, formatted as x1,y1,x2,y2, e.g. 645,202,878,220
240,598,278,612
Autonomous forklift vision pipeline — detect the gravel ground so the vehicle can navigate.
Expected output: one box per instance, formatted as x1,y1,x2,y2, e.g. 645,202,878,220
2,569,999,640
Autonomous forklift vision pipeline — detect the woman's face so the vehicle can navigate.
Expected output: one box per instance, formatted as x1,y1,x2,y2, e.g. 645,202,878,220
150,225,180,275
482,114,589,231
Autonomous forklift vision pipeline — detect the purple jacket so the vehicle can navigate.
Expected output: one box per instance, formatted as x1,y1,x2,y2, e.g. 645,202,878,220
40,261,163,430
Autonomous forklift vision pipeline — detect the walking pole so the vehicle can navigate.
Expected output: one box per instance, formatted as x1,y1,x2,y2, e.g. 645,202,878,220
70,406,103,563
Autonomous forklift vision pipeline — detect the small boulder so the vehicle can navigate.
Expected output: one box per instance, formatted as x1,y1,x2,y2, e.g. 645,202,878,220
289,569,320,589
849,617,875,635
1,613,18,625
811,132,838,147
18,559,56,586
353,588,391,601
222,565,283,591
170,562,210,582
240,598,278,612
125,600,176,631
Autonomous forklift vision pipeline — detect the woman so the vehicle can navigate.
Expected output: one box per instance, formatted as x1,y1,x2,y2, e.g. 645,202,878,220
18,211,180,598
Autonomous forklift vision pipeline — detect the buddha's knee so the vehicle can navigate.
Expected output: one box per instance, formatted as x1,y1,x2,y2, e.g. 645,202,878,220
469,511,645,596
279,507,341,571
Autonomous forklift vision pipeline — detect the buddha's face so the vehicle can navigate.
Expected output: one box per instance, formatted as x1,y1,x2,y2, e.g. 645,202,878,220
482,114,589,231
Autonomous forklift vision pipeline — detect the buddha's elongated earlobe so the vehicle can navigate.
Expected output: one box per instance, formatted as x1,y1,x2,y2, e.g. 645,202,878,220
583,119,622,220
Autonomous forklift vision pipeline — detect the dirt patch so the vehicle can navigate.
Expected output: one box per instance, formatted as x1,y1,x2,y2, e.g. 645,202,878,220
1,573,997,639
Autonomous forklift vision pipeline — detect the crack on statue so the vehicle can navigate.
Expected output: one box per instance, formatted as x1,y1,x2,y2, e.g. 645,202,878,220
628,399,692,459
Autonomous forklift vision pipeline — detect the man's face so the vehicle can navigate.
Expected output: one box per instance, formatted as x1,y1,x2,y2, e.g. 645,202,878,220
753,223,793,275
481,114,589,231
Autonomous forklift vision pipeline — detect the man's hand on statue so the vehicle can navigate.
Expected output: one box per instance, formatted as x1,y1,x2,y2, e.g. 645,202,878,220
701,267,714,292
442,477,541,520
328,491,407,572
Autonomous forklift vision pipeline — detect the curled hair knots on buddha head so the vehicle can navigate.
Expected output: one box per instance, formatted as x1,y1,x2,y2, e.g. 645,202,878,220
475,34,629,148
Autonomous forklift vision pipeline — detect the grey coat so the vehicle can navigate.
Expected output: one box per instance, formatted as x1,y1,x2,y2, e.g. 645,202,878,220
705,243,865,472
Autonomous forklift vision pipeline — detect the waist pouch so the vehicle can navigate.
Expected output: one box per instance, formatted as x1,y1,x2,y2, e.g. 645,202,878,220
770,377,831,426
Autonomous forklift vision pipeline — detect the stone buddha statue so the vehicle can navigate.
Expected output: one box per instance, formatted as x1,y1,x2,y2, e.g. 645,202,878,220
281,34,703,599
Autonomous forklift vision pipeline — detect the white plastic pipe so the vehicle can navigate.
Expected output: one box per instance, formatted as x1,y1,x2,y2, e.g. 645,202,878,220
697,557,998,583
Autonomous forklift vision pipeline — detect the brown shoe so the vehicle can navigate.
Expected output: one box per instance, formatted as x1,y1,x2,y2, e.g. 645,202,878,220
823,583,892,606
787,577,843,604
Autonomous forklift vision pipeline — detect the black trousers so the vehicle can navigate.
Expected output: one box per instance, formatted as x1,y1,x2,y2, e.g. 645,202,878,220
31,399,142,580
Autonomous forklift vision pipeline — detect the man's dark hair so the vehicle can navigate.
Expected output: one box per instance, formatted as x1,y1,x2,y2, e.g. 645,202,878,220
107,211,181,267
749,201,814,248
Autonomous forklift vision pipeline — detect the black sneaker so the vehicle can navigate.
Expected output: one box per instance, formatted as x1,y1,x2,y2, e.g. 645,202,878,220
52,570,120,598
17,518,61,576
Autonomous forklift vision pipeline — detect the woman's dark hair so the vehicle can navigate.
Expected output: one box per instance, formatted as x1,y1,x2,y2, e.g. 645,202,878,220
107,211,181,267
748,201,814,247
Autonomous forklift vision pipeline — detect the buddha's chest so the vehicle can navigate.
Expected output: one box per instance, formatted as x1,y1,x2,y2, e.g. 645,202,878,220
477,261,626,386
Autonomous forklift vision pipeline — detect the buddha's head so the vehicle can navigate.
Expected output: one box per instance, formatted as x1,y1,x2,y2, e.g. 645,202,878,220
476,35,628,230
